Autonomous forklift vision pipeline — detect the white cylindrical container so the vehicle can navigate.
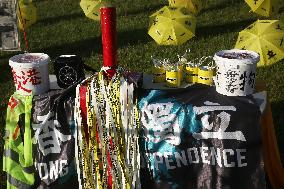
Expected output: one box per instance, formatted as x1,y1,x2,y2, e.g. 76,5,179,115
9,53,50,95
213,49,259,96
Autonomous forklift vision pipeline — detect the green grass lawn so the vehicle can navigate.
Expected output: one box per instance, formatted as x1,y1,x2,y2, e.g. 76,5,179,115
1,0,284,187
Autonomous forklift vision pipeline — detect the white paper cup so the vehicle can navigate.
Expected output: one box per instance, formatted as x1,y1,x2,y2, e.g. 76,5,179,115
213,49,259,96
9,53,50,95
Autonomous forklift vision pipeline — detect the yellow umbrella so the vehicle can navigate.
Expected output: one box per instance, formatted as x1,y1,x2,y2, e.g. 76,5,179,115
80,0,108,21
235,20,284,66
169,0,203,15
148,6,196,45
17,2,37,31
245,0,280,17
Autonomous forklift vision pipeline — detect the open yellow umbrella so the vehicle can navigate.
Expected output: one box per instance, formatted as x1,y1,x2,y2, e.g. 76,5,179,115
80,0,108,21
148,6,196,45
245,0,280,17
17,2,37,31
169,0,203,15
235,20,284,66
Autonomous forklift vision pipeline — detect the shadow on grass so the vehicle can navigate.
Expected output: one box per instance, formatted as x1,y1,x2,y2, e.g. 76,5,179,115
196,18,255,38
279,7,284,14
38,12,84,25
37,3,162,25
0,61,12,83
201,0,243,13
118,3,164,17
117,28,150,47
0,99,8,187
39,28,149,60
271,100,284,153
0,51,20,61
38,36,101,60
34,0,49,2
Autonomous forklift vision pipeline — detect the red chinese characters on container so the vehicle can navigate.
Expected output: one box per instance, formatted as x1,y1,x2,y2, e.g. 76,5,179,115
12,67,42,93
9,53,50,95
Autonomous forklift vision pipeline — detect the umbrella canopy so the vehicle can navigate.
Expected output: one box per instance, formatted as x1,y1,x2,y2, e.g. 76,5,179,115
148,6,196,45
17,2,37,31
245,0,280,17
169,0,203,15
235,20,284,66
80,0,107,21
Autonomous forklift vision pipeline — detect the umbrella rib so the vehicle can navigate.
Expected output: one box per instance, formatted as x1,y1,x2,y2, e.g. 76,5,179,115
250,0,266,11
171,24,178,45
256,38,266,65
174,20,195,36
262,38,284,53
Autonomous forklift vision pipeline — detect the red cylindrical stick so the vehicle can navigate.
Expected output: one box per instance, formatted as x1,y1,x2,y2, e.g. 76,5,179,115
100,7,117,78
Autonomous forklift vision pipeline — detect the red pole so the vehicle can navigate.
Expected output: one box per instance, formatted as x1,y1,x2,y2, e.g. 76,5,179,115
100,8,116,188
100,7,117,78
